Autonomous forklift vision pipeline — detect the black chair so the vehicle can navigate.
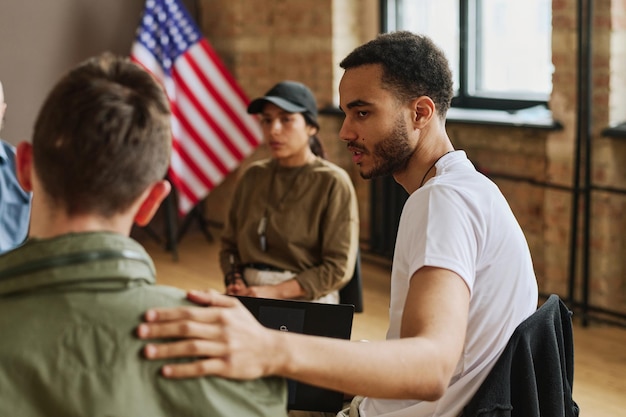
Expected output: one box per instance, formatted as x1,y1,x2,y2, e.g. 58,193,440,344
339,249,364,313
461,294,579,417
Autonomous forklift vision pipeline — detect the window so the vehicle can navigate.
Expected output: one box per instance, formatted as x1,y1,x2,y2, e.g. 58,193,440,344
382,0,553,111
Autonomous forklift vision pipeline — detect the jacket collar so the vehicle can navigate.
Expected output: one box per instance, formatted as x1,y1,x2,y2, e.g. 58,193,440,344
0,232,156,296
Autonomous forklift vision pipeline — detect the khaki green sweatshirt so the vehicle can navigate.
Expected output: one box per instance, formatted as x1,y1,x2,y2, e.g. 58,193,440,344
219,157,359,300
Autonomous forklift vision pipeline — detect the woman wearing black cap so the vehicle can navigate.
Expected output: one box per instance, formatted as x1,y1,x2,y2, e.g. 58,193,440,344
219,80,359,303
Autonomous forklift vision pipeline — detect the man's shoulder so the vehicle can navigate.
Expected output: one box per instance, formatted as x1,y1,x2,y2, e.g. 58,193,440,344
100,283,192,314
92,286,289,416
0,285,287,416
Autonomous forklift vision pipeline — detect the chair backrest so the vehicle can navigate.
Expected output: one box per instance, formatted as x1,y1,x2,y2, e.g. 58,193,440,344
339,248,364,313
461,294,579,417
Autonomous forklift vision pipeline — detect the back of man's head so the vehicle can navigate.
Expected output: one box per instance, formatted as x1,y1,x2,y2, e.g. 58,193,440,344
32,53,171,217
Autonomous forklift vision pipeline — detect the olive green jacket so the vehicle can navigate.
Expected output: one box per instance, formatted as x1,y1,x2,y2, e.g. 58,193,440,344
0,232,287,417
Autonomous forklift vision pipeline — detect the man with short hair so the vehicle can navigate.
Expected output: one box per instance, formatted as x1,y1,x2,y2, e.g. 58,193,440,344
137,32,538,417
0,53,287,417
0,80,30,253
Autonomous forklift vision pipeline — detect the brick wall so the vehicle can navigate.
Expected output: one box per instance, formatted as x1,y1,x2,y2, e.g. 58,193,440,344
197,0,375,243
195,0,626,317
591,0,626,315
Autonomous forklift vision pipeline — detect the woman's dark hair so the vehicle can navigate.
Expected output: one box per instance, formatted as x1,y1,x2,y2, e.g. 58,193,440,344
248,80,326,159
303,112,325,159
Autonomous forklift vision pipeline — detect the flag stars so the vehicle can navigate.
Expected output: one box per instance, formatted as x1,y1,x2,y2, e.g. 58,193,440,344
167,1,179,14
132,0,260,215
135,0,202,66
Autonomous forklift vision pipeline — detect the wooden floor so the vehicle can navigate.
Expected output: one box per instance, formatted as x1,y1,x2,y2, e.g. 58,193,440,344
136,230,626,417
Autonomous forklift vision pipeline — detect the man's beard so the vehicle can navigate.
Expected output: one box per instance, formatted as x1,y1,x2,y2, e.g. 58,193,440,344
361,116,414,179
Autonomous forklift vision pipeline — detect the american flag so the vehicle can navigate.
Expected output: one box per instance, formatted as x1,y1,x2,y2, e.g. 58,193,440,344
131,0,262,215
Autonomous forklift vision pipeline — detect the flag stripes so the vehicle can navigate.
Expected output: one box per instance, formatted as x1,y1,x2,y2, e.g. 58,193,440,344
131,0,262,215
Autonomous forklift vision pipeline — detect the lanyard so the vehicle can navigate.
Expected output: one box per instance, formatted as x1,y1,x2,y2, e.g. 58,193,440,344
257,161,309,252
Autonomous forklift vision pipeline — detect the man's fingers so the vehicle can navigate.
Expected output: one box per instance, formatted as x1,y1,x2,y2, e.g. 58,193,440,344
143,306,204,323
143,341,234,379
184,289,220,305
187,290,241,308
141,292,243,325
143,339,225,360
160,359,227,379
137,319,220,340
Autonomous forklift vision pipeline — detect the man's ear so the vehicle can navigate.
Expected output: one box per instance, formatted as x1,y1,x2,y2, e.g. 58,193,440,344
411,96,436,129
15,141,33,192
133,180,172,227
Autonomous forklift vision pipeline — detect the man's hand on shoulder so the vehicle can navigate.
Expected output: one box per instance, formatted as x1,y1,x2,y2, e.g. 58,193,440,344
137,290,287,380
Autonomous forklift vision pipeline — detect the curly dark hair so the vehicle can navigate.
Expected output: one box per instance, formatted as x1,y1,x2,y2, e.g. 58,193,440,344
340,31,453,118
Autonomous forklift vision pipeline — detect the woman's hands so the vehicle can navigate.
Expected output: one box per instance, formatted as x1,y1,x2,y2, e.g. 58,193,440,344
224,270,284,298
225,276,248,295
226,276,305,300
226,282,281,299
137,290,285,379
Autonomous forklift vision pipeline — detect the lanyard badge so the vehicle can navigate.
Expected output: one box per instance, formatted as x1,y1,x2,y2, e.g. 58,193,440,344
257,215,268,252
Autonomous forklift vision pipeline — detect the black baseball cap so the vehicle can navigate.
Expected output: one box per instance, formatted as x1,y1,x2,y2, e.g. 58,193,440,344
247,81,318,126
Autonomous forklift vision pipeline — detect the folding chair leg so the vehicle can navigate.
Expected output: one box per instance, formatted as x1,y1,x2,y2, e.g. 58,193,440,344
163,190,179,261
177,202,214,244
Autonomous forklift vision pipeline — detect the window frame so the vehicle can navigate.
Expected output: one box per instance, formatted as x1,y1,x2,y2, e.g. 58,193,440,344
381,0,550,112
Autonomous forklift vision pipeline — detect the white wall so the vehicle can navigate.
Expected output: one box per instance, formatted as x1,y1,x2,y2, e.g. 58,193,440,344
0,0,196,145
